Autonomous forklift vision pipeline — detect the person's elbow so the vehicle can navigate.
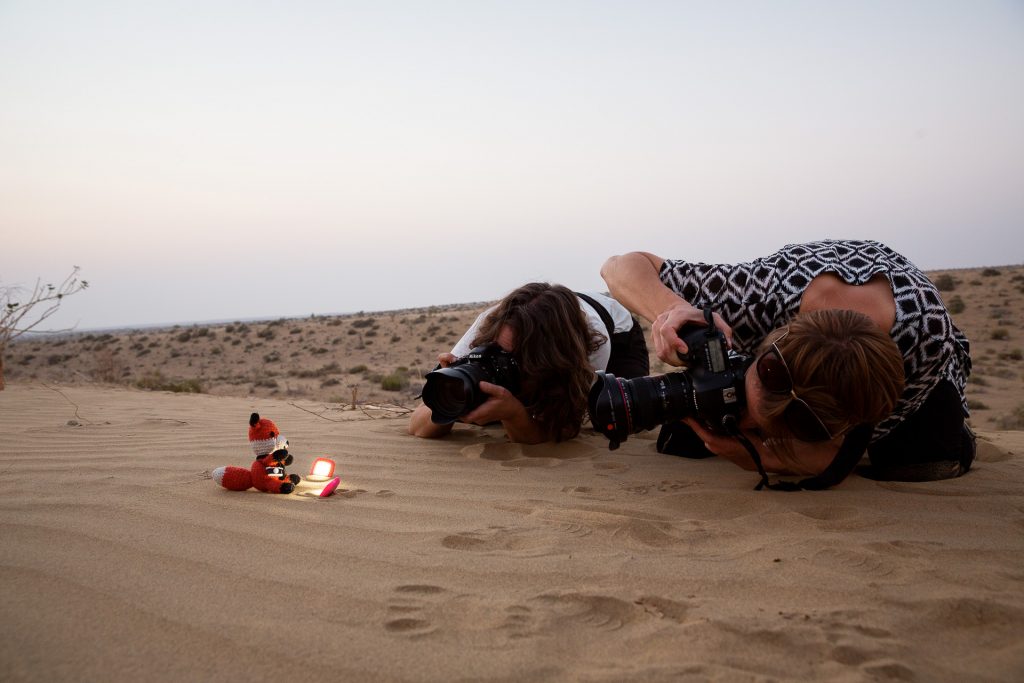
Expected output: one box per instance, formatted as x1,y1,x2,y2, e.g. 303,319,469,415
407,420,431,438
408,405,451,438
602,251,660,278
600,255,628,292
407,419,448,440
600,253,629,282
408,422,451,439
601,252,662,289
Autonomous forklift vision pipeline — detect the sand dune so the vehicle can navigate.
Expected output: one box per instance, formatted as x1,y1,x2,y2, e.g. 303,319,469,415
3,383,1023,681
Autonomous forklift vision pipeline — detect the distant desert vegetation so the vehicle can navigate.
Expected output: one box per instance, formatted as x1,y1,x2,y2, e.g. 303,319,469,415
6,265,1024,431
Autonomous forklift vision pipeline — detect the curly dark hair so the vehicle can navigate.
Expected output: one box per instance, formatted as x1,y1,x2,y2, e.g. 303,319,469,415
472,283,603,441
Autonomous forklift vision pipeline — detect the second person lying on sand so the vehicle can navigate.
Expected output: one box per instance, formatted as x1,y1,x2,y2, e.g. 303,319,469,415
408,282,647,444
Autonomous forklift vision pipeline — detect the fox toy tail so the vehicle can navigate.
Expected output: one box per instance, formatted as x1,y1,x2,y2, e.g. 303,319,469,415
212,465,255,491
212,456,300,494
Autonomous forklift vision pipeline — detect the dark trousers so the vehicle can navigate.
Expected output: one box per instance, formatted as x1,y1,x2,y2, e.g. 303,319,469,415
865,379,975,481
606,319,650,379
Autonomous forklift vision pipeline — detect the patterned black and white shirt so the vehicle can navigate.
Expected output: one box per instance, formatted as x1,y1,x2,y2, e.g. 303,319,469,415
659,240,971,440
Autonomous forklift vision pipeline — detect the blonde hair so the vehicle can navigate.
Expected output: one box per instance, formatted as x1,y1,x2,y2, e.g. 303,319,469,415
758,309,905,445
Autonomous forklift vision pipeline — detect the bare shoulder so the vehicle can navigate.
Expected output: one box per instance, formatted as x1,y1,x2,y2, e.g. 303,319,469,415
801,273,896,332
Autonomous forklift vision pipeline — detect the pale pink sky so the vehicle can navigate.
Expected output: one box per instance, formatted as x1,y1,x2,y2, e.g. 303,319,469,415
2,1,1022,329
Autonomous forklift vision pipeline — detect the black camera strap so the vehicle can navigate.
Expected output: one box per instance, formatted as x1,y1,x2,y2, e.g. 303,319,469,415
575,292,616,339
795,424,875,490
723,416,875,491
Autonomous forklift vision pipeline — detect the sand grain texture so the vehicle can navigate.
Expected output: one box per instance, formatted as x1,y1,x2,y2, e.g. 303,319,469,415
4,263,1023,680
2,384,1023,682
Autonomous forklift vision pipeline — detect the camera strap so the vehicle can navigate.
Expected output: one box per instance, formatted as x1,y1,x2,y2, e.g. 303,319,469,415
794,424,875,490
575,292,616,339
724,417,875,491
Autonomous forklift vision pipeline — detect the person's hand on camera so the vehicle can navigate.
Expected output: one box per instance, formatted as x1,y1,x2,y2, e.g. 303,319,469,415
437,352,458,368
461,381,526,425
651,303,733,366
462,382,550,444
681,417,755,469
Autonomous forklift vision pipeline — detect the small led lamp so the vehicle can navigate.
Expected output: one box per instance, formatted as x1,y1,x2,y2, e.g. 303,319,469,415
308,458,336,482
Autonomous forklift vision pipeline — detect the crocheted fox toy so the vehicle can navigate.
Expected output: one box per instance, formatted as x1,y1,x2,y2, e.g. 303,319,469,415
212,413,301,494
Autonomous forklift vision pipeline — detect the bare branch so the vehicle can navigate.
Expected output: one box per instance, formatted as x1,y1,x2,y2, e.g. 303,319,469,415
1,266,88,343
40,382,96,425
289,402,346,422
1,267,89,389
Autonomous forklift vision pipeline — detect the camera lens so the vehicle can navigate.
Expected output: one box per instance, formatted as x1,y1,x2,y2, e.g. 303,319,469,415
422,365,487,424
588,371,695,448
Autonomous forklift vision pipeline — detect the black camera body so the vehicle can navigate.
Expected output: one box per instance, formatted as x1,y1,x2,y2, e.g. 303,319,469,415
422,344,520,424
588,309,751,449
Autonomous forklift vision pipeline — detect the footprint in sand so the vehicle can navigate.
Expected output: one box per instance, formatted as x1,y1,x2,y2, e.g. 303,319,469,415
440,525,554,555
861,662,915,681
624,479,696,495
520,592,695,634
296,486,367,500
384,584,447,637
808,609,913,679
530,592,643,632
812,546,899,578
912,596,1024,631
461,440,597,467
501,604,536,639
718,608,902,679
793,505,896,531
634,595,692,623
384,586,696,641
537,505,698,549
593,461,630,472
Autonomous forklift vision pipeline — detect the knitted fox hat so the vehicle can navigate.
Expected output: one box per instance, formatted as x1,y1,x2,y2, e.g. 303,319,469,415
248,412,284,456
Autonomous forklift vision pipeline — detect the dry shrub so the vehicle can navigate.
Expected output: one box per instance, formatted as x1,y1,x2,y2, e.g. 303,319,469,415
135,372,203,393
932,273,956,291
381,372,408,391
995,405,1024,430
92,348,123,383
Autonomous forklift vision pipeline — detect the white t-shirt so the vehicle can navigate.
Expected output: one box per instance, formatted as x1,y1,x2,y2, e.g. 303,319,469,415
450,291,635,372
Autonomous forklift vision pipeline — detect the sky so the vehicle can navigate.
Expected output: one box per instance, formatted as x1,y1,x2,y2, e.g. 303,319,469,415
2,1,1023,331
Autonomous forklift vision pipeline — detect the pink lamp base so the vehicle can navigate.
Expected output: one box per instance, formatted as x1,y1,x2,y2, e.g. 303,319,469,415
319,477,341,497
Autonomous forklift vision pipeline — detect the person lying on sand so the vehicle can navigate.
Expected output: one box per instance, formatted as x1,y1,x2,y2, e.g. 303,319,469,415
601,239,974,485
408,282,648,444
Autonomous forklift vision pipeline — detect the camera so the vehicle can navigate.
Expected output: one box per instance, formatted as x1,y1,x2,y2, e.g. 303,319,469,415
422,344,521,424
588,309,751,449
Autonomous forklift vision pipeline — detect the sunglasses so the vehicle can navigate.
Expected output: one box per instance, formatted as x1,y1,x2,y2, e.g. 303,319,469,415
755,335,835,443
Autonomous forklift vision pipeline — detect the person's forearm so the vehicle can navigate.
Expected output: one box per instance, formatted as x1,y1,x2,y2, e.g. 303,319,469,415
600,252,691,322
408,404,454,438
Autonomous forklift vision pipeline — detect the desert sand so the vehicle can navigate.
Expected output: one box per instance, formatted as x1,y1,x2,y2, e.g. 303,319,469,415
2,264,1024,681
2,389,1023,682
